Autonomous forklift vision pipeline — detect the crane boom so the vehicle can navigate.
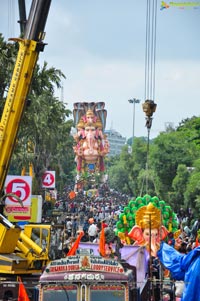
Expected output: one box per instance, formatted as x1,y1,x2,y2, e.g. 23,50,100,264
18,0,27,36
0,0,51,195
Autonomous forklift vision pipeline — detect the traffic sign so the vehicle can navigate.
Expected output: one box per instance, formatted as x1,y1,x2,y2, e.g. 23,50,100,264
42,171,55,188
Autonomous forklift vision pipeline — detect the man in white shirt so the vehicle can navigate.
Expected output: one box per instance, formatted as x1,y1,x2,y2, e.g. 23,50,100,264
66,218,72,237
88,222,98,242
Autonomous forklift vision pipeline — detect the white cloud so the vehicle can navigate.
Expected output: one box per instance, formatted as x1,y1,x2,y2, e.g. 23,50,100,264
50,57,200,140
1,1,200,141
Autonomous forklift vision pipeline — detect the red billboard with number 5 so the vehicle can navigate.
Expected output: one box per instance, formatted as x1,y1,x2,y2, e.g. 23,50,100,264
5,175,32,205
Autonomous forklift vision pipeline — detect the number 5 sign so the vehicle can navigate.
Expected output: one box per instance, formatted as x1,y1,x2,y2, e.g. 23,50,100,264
42,171,55,188
5,175,32,205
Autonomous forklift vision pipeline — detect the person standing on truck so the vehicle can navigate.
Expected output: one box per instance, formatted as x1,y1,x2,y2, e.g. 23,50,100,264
72,218,78,236
88,219,98,242
66,217,72,237
157,242,200,301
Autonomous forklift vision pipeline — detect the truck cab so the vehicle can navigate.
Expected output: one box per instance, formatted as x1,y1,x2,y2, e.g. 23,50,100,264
38,245,148,301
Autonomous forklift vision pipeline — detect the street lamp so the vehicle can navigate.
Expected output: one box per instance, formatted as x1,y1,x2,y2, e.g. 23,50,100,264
128,98,141,148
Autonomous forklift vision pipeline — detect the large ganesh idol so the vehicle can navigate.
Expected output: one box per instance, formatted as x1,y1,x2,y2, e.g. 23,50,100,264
73,102,109,177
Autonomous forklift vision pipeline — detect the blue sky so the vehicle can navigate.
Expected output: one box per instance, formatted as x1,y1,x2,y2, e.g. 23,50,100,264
1,1,200,139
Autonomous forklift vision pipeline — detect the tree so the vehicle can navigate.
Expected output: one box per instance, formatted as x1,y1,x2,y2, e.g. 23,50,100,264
31,61,65,95
150,130,199,201
0,34,18,105
108,161,130,194
130,137,150,196
177,116,200,149
107,138,149,196
137,167,160,198
171,164,190,211
184,158,200,217
7,58,75,194
11,89,74,194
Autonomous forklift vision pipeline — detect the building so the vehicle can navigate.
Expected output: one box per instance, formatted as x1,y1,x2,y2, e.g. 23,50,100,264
105,129,126,157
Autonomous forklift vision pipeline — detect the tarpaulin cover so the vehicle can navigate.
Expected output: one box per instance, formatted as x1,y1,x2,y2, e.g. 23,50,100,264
157,242,200,301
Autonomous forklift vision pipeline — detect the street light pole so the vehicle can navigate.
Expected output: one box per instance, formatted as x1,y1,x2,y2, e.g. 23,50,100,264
128,98,141,149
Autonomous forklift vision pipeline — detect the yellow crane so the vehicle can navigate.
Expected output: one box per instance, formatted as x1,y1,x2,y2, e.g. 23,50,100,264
0,1,52,299
0,0,52,196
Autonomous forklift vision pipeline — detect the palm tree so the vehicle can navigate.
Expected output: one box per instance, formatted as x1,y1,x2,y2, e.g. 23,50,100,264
10,61,75,194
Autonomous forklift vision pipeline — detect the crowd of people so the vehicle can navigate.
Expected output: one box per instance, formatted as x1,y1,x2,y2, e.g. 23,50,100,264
41,187,200,301
44,188,200,261
47,188,128,259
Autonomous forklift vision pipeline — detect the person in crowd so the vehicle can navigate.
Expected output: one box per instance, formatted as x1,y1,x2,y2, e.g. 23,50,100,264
80,231,89,242
167,232,175,248
66,217,72,237
63,236,76,256
157,241,200,301
83,219,89,233
88,219,98,242
72,218,78,236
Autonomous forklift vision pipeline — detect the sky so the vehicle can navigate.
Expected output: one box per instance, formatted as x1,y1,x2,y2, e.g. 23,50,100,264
1,0,200,140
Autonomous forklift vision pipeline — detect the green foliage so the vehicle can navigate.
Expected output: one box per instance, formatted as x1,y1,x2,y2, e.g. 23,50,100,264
0,34,18,104
31,61,65,95
184,159,200,216
11,85,75,193
171,164,189,211
137,168,159,197
108,162,130,193
0,34,75,195
177,116,200,148
150,130,199,199
107,117,200,215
